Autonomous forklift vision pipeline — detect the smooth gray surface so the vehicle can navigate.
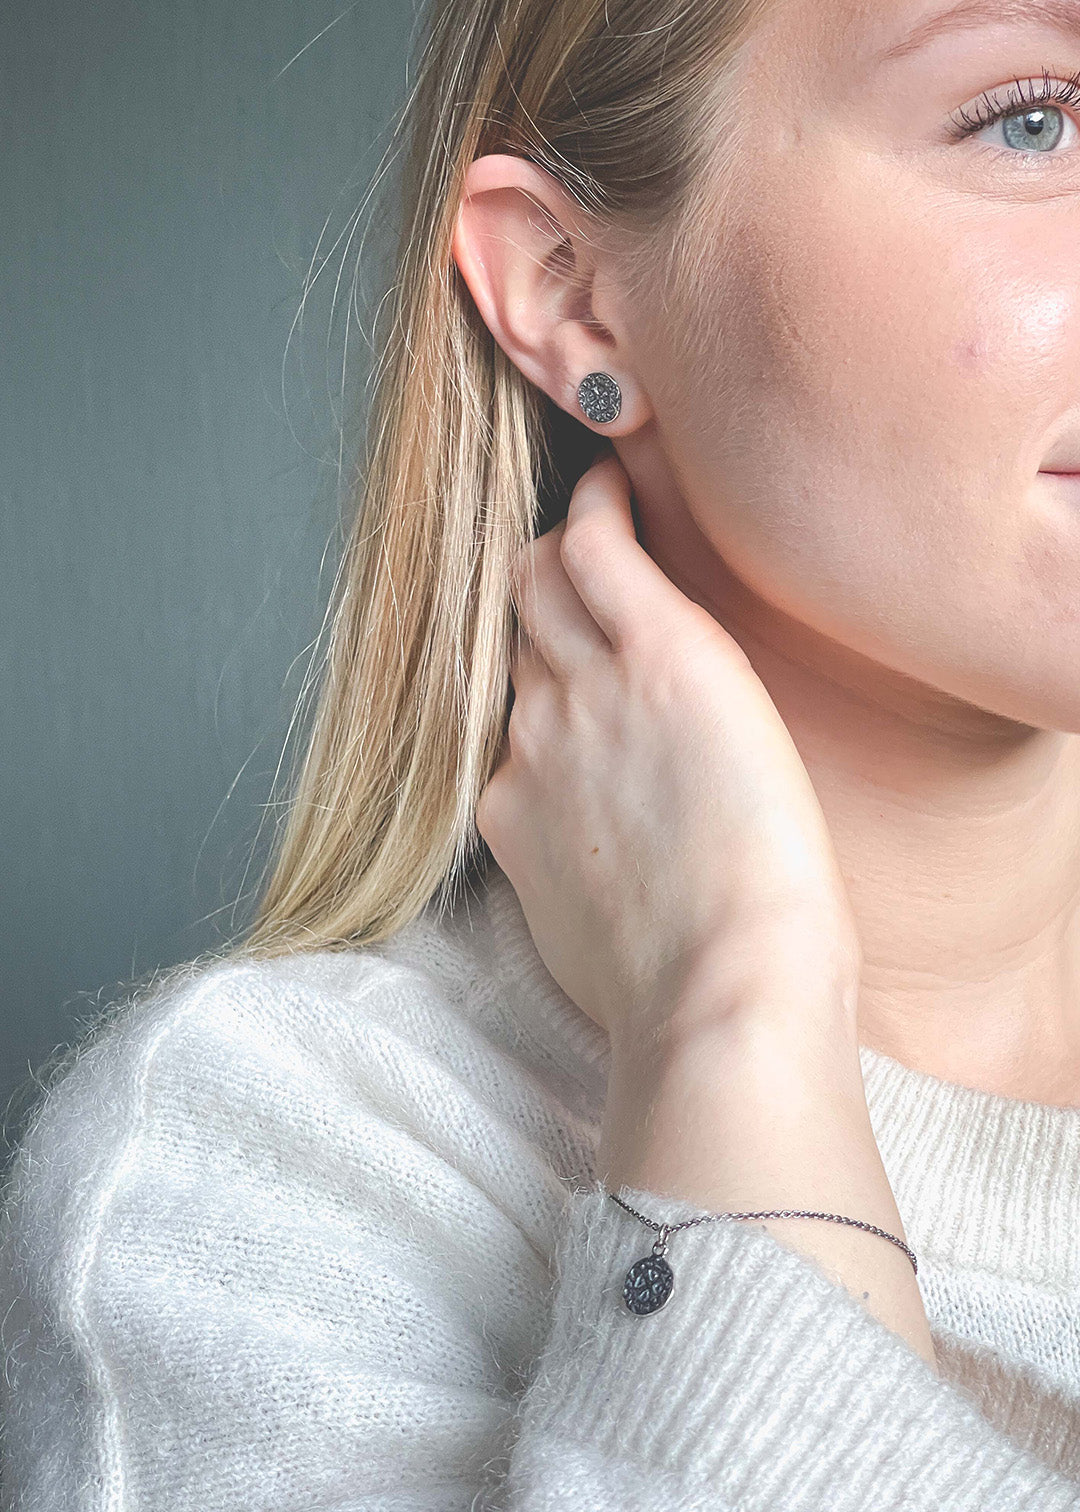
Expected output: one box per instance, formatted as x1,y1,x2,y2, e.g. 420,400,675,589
2,1,408,1148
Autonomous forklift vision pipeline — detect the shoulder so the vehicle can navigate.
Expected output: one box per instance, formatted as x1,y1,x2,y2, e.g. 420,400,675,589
2,942,438,1210
4,872,530,1189
1,887,593,1335
0,913,587,1507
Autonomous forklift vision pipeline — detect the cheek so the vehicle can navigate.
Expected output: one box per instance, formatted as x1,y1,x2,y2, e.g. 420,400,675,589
667,159,1076,566
643,162,1080,715
654,197,969,621
724,188,995,489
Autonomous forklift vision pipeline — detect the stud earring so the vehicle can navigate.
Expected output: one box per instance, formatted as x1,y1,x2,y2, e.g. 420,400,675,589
576,371,622,425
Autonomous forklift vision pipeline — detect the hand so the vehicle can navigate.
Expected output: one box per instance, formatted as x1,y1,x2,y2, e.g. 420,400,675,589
475,444,863,1059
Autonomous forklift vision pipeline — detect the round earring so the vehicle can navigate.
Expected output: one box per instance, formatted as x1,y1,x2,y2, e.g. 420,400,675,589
576,371,622,425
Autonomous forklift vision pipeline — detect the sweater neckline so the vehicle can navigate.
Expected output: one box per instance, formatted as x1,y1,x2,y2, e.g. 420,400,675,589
476,860,1080,1289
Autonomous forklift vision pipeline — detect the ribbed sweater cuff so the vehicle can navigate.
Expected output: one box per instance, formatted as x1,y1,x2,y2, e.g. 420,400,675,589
519,1179,1078,1510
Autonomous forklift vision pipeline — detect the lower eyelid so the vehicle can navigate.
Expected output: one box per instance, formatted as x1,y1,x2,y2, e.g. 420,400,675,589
951,104,1080,160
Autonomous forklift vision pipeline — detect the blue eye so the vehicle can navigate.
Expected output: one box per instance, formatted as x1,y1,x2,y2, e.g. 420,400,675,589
947,65,1080,156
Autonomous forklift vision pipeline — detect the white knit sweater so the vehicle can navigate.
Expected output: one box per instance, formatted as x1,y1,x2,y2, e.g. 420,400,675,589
3,856,1080,1510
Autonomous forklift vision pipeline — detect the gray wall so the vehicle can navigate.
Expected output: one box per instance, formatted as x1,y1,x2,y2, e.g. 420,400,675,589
2,1,407,1149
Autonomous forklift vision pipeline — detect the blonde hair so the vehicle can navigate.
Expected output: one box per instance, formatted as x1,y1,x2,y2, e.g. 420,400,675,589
0,0,777,1165
232,0,767,959
226,0,765,961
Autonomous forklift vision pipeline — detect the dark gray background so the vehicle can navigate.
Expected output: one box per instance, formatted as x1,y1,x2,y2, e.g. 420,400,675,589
2,2,408,1150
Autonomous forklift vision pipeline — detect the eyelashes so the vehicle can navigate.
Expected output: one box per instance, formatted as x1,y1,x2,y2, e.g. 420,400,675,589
945,64,1080,148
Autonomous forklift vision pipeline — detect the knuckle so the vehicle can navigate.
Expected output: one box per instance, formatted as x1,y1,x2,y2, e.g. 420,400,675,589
475,769,506,838
509,539,533,576
509,536,544,598
506,696,538,763
507,550,528,598
558,517,606,575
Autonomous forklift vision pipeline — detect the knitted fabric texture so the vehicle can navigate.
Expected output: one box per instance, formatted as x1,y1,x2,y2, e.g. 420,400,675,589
2,856,1079,1510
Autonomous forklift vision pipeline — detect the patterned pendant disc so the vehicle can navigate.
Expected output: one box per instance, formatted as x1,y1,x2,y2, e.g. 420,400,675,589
623,1253,675,1315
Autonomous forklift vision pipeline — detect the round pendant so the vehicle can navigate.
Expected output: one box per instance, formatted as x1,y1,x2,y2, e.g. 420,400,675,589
623,1253,674,1315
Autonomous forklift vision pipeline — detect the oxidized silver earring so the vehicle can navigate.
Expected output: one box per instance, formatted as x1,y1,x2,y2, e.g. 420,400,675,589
577,371,622,425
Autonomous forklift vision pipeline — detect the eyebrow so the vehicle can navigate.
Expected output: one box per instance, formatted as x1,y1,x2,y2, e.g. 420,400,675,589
879,0,1080,63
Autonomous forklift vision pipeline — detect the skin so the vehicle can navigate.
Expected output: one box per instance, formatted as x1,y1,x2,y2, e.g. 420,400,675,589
473,446,940,1363
454,0,1080,1107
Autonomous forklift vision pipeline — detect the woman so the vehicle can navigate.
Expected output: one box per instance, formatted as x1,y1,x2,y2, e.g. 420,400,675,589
4,0,1080,1504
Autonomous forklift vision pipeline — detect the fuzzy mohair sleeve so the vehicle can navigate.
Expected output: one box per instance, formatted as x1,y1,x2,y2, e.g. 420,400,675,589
2,955,1077,1511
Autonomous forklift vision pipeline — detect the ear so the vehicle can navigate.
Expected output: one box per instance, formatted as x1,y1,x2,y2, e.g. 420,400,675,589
450,154,653,438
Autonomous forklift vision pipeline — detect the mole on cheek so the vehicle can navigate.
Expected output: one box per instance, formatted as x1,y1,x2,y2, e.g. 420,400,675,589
951,334,989,366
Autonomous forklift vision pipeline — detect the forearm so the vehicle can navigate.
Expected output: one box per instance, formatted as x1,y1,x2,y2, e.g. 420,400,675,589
597,996,939,1373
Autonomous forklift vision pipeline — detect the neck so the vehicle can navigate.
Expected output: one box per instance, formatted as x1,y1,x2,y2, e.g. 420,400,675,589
633,489,1080,1106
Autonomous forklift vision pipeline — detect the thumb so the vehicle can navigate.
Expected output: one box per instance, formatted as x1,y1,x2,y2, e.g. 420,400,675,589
562,448,715,649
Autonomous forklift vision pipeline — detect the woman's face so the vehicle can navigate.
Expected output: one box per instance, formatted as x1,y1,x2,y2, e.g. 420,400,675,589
617,0,1080,733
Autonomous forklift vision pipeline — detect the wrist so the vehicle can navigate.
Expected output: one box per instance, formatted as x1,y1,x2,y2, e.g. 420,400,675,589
612,962,862,1086
600,1008,875,1214
608,1008,868,1135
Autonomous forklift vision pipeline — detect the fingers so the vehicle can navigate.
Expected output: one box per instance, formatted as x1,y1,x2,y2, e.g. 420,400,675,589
558,449,692,652
504,625,551,763
480,628,547,855
507,615,547,706
510,519,610,679
509,446,695,679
